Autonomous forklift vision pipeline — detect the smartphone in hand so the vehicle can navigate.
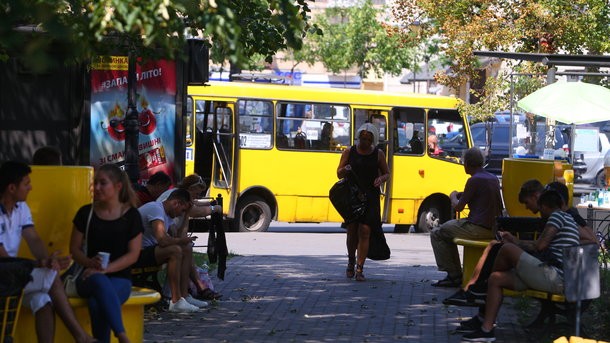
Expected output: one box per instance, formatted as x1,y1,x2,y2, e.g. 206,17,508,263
495,230,503,241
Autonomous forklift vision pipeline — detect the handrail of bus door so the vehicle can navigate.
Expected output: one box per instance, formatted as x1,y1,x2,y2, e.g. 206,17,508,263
212,132,231,191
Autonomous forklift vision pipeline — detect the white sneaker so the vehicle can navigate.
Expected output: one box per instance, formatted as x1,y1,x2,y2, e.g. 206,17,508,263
168,297,200,313
185,294,209,308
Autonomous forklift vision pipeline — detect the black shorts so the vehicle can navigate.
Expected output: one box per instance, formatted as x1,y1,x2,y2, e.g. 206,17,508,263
134,245,158,268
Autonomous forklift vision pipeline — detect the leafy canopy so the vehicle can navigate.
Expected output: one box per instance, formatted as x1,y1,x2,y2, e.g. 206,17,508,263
392,0,610,120
0,0,314,71
307,0,414,78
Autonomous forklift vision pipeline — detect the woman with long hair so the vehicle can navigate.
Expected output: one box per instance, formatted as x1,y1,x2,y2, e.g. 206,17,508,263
336,123,390,281
69,164,143,343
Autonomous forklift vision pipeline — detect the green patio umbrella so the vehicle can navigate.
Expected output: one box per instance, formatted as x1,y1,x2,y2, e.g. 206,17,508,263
517,81,610,125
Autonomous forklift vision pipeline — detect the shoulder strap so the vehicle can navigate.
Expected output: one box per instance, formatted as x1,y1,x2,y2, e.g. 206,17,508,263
83,205,93,254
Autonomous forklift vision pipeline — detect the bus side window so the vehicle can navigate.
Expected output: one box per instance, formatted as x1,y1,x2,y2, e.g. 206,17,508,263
427,109,466,162
393,108,425,155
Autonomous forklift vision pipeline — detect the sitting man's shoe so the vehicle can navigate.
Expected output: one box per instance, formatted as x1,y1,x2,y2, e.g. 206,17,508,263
466,285,487,300
444,289,468,306
168,297,200,313
444,289,485,306
432,275,462,288
461,327,495,342
185,294,209,308
196,288,223,301
455,315,483,333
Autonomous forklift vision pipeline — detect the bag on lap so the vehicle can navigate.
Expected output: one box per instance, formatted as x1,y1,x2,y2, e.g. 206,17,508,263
63,206,93,297
62,263,84,297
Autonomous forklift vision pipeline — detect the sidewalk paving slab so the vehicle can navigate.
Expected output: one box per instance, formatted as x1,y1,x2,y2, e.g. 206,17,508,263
144,236,529,343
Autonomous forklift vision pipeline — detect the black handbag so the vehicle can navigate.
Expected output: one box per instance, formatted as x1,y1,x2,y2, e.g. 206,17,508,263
329,170,367,224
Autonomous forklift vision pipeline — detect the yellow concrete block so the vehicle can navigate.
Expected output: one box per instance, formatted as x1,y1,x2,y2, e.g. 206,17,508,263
18,166,93,259
553,337,568,343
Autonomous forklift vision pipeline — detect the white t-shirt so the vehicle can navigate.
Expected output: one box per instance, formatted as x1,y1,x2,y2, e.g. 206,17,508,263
138,201,174,248
156,188,175,203
0,202,34,257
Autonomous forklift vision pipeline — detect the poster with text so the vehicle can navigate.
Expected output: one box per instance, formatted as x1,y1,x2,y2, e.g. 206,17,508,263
90,56,177,185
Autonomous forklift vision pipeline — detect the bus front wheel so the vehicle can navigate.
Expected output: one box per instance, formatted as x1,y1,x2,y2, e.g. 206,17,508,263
234,195,272,232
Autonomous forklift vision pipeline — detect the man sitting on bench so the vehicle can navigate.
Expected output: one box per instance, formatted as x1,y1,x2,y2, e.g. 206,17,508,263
461,188,580,342
447,180,597,332
136,188,208,313
0,161,95,343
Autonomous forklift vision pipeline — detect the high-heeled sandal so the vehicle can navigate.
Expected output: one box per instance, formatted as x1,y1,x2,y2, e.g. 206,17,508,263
346,259,356,278
355,264,365,282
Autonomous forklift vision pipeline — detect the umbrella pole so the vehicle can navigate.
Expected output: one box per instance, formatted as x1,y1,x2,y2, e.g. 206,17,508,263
570,123,575,164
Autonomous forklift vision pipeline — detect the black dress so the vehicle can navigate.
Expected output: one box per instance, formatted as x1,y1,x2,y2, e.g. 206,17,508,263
348,145,381,228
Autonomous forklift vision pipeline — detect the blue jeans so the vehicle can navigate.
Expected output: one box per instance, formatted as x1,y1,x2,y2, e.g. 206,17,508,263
77,274,131,343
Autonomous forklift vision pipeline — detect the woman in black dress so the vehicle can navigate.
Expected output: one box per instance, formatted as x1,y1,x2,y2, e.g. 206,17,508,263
336,123,390,281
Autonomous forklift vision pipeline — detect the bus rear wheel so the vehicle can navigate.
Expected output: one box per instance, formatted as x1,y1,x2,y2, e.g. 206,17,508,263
417,206,441,233
234,195,272,232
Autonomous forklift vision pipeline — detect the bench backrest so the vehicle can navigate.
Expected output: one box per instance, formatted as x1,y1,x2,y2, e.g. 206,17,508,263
18,166,93,259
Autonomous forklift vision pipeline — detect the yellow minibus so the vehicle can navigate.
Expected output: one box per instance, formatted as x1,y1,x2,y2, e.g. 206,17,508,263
186,82,472,232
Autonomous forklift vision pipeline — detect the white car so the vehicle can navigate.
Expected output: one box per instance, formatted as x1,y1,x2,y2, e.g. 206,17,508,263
575,132,610,188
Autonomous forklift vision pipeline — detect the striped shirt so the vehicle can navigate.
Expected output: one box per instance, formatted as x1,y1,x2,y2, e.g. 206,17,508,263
545,210,580,276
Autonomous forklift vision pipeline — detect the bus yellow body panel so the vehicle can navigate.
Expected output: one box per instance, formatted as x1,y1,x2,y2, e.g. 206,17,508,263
187,82,472,232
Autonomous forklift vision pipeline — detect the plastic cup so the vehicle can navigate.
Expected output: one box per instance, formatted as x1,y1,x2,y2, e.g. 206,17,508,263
98,252,110,269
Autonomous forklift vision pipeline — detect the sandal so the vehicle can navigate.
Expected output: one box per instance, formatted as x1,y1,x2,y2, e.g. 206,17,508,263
432,275,462,288
355,264,365,282
346,259,355,279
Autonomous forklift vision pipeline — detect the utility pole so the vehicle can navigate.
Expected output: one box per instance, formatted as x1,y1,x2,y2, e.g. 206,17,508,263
124,49,140,185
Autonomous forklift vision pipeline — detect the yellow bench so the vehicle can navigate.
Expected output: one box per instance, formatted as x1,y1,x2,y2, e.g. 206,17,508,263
12,167,161,342
453,238,489,288
14,287,160,343
453,237,572,332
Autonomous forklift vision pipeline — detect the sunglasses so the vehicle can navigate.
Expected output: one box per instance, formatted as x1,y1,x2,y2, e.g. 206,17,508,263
189,176,205,188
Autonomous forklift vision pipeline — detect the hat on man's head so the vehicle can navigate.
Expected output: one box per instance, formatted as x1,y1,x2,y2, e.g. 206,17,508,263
357,123,379,147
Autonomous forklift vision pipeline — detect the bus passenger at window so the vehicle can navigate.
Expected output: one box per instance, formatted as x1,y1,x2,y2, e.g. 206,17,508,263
321,122,334,150
337,123,390,282
428,134,445,156
409,131,424,154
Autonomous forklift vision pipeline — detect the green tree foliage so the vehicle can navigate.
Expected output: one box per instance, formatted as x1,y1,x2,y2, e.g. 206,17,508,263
393,0,610,119
0,0,313,71
308,0,414,78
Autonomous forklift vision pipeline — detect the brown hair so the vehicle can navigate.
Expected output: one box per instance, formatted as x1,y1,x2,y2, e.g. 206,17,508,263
178,174,206,190
97,164,138,208
518,179,544,203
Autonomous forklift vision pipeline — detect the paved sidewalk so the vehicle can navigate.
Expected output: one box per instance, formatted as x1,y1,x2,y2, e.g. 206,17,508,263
144,233,529,342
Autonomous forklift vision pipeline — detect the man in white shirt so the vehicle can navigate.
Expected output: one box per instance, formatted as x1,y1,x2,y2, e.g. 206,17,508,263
0,161,95,343
136,188,208,312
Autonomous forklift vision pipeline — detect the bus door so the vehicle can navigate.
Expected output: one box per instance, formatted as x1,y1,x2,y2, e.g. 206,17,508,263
353,108,390,221
203,101,236,212
389,107,470,232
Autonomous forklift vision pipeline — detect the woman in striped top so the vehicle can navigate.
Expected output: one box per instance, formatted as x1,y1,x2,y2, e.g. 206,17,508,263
461,189,580,342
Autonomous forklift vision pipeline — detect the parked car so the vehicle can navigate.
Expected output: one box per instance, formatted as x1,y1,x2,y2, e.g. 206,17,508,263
456,122,570,175
574,132,610,188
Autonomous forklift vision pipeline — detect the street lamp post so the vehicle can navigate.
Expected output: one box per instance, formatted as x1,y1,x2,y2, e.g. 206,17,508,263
124,50,140,186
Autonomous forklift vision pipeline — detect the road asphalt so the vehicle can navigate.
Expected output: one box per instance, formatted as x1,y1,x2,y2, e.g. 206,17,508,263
143,232,532,342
